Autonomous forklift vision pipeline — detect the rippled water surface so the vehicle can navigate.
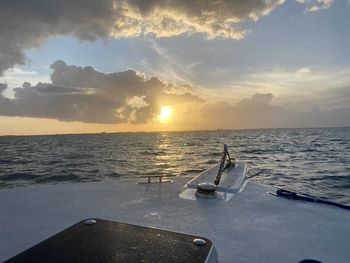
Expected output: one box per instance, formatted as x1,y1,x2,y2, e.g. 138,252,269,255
1,127,349,204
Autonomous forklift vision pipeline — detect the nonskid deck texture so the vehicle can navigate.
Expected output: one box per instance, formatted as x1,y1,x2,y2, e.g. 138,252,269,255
1,172,350,262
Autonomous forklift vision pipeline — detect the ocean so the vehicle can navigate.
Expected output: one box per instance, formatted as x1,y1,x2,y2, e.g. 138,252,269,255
1,127,349,205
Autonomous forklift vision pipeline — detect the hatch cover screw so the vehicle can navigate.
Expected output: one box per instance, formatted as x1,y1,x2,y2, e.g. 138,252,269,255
84,219,97,225
193,238,206,246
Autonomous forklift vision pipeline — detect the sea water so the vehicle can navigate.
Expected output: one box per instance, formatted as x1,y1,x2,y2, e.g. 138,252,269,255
1,127,349,205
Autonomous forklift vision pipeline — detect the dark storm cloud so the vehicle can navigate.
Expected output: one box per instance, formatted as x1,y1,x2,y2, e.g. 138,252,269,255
0,0,287,74
0,60,202,124
0,0,118,75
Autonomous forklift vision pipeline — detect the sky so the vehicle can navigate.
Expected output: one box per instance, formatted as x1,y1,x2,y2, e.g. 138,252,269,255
0,0,350,135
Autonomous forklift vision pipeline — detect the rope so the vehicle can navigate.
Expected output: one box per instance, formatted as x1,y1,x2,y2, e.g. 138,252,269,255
276,189,350,211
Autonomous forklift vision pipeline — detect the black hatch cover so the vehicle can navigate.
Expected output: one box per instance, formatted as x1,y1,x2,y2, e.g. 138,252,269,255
5,218,216,263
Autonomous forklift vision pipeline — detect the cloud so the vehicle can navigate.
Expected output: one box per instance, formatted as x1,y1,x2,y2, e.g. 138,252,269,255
296,0,334,12
201,93,286,129
200,92,350,129
0,60,202,124
117,0,285,39
0,0,286,75
0,67,50,97
224,66,350,111
0,83,7,94
1,63,349,129
296,67,311,74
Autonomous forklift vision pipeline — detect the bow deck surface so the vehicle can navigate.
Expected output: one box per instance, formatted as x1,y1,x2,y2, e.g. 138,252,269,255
1,175,349,262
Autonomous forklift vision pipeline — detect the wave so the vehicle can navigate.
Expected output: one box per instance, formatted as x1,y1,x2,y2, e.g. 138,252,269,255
35,173,80,183
0,159,13,164
0,159,33,165
139,150,167,156
206,159,218,164
202,152,221,157
1,172,38,181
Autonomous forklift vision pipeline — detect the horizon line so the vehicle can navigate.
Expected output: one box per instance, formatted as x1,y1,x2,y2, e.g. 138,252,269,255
1,125,349,137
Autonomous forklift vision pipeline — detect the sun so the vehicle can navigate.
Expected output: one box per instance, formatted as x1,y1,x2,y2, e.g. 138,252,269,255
158,106,172,123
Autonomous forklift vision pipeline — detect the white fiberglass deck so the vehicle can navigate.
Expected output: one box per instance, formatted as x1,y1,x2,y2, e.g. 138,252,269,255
1,174,350,262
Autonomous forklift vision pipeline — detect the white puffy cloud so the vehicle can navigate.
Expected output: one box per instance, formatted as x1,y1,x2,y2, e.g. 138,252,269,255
296,67,311,74
296,0,334,12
